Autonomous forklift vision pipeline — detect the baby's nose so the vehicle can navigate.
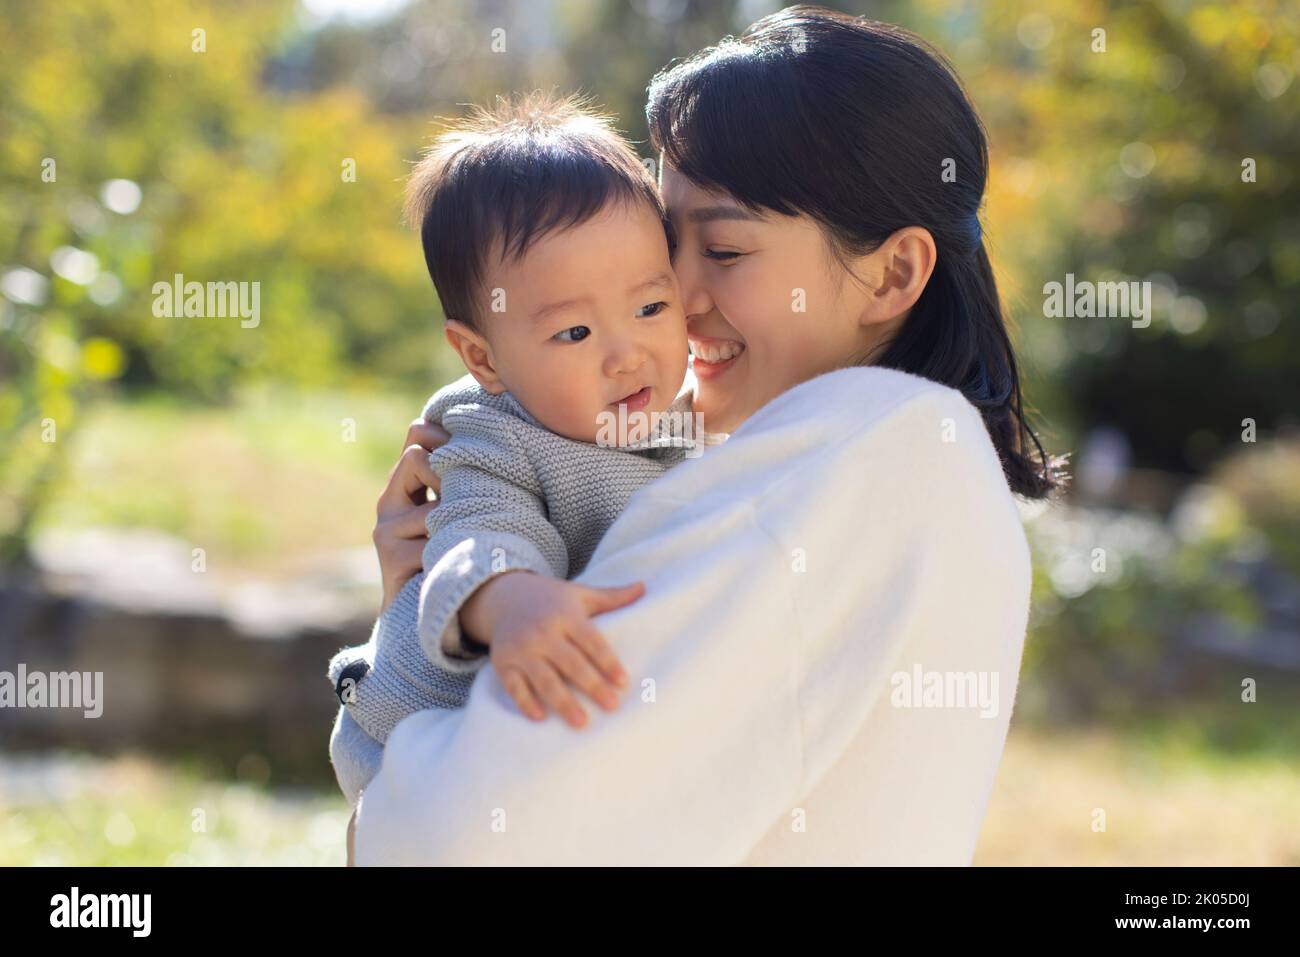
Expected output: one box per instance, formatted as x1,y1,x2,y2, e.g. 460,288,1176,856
605,338,649,376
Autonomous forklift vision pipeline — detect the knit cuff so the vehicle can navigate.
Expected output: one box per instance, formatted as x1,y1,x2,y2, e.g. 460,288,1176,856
418,535,555,675
328,574,467,735
326,617,382,701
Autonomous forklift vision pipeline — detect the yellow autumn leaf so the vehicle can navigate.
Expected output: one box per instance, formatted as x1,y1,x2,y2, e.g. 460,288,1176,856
83,337,126,381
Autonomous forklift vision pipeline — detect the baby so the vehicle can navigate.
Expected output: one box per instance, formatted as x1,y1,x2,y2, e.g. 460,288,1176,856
327,92,725,807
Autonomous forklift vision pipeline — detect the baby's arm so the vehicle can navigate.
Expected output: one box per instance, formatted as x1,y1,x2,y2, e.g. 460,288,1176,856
416,443,571,672
326,571,476,740
415,405,642,722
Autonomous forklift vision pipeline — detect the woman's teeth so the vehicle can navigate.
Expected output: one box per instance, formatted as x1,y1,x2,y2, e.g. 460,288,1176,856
690,339,745,363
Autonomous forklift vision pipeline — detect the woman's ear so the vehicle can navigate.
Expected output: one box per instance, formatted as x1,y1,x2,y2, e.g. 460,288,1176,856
444,320,507,394
857,226,937,326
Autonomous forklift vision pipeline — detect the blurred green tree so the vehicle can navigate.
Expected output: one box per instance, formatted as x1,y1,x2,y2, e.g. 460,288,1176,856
2,0,1297,565
0,0,446,558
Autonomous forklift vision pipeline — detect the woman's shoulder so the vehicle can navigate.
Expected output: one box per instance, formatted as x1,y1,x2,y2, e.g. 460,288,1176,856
632,365,1017,524
739,366,1029,585
738,365,975,440
795,367,1019,513
726,365,998,481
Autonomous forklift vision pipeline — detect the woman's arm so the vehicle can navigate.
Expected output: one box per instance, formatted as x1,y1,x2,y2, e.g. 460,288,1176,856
357,492,797,865
354,368,1031,865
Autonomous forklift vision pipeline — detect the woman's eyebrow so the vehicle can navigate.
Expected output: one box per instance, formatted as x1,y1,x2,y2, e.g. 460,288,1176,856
686,206,764,224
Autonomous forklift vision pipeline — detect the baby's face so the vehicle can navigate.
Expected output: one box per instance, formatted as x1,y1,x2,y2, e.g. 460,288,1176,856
475,198,689,444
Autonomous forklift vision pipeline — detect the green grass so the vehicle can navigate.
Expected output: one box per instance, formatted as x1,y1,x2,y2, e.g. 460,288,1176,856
0,750,347,866
33,387,424,575
4,713,1297,865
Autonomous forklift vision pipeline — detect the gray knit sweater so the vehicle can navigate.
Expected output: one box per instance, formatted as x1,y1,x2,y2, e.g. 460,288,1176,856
326,370,724,804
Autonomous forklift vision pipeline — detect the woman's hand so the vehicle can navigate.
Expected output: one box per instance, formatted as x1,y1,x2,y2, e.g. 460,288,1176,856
373,417,450,611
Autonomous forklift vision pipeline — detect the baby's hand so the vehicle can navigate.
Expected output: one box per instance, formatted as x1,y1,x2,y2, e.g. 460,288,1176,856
472,571,641,728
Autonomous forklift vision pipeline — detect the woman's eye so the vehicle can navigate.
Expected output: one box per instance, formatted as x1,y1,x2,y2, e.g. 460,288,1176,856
553,326,591,343
636,301,668,318
704,248,742,262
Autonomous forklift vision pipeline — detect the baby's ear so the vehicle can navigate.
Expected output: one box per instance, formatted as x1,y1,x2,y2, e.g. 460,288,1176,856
444,320,507,394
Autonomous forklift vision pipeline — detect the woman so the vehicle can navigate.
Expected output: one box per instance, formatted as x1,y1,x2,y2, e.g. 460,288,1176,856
346,6,1059,865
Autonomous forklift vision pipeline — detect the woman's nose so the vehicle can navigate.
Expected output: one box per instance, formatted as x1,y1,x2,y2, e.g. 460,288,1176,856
672,255,714,321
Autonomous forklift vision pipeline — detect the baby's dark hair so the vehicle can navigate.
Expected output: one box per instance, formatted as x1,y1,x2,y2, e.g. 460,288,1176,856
405,91,665,331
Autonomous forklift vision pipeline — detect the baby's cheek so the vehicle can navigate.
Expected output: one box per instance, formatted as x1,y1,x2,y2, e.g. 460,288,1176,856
557,391,607,444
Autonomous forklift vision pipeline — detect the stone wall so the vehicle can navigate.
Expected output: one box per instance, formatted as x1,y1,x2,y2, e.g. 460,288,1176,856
0,531,378,787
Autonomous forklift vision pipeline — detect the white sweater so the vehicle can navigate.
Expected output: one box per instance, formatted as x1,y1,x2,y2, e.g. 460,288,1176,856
354,365,1032,865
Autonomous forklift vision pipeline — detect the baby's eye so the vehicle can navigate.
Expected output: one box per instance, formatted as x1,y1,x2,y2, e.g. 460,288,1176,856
704,249,742,262
553,326,591,343
636,301,668,318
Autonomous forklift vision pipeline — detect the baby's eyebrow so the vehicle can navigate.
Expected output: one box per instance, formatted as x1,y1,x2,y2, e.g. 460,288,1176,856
530,296,590,324
629,271,673,295
531,273,672,323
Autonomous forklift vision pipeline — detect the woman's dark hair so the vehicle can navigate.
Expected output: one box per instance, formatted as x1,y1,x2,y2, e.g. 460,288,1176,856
647,5,1062,498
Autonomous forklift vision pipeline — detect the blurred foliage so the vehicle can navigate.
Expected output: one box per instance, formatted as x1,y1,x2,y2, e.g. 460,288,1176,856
1,0,1297,563
1023,434,1300,717
968,0,1300,474
1213,435,1300,574
0,0,454,559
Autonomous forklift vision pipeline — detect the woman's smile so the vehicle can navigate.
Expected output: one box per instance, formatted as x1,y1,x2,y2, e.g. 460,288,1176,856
688,333,746,379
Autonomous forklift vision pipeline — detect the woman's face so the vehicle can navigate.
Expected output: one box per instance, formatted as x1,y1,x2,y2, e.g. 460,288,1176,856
662,164,888,435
